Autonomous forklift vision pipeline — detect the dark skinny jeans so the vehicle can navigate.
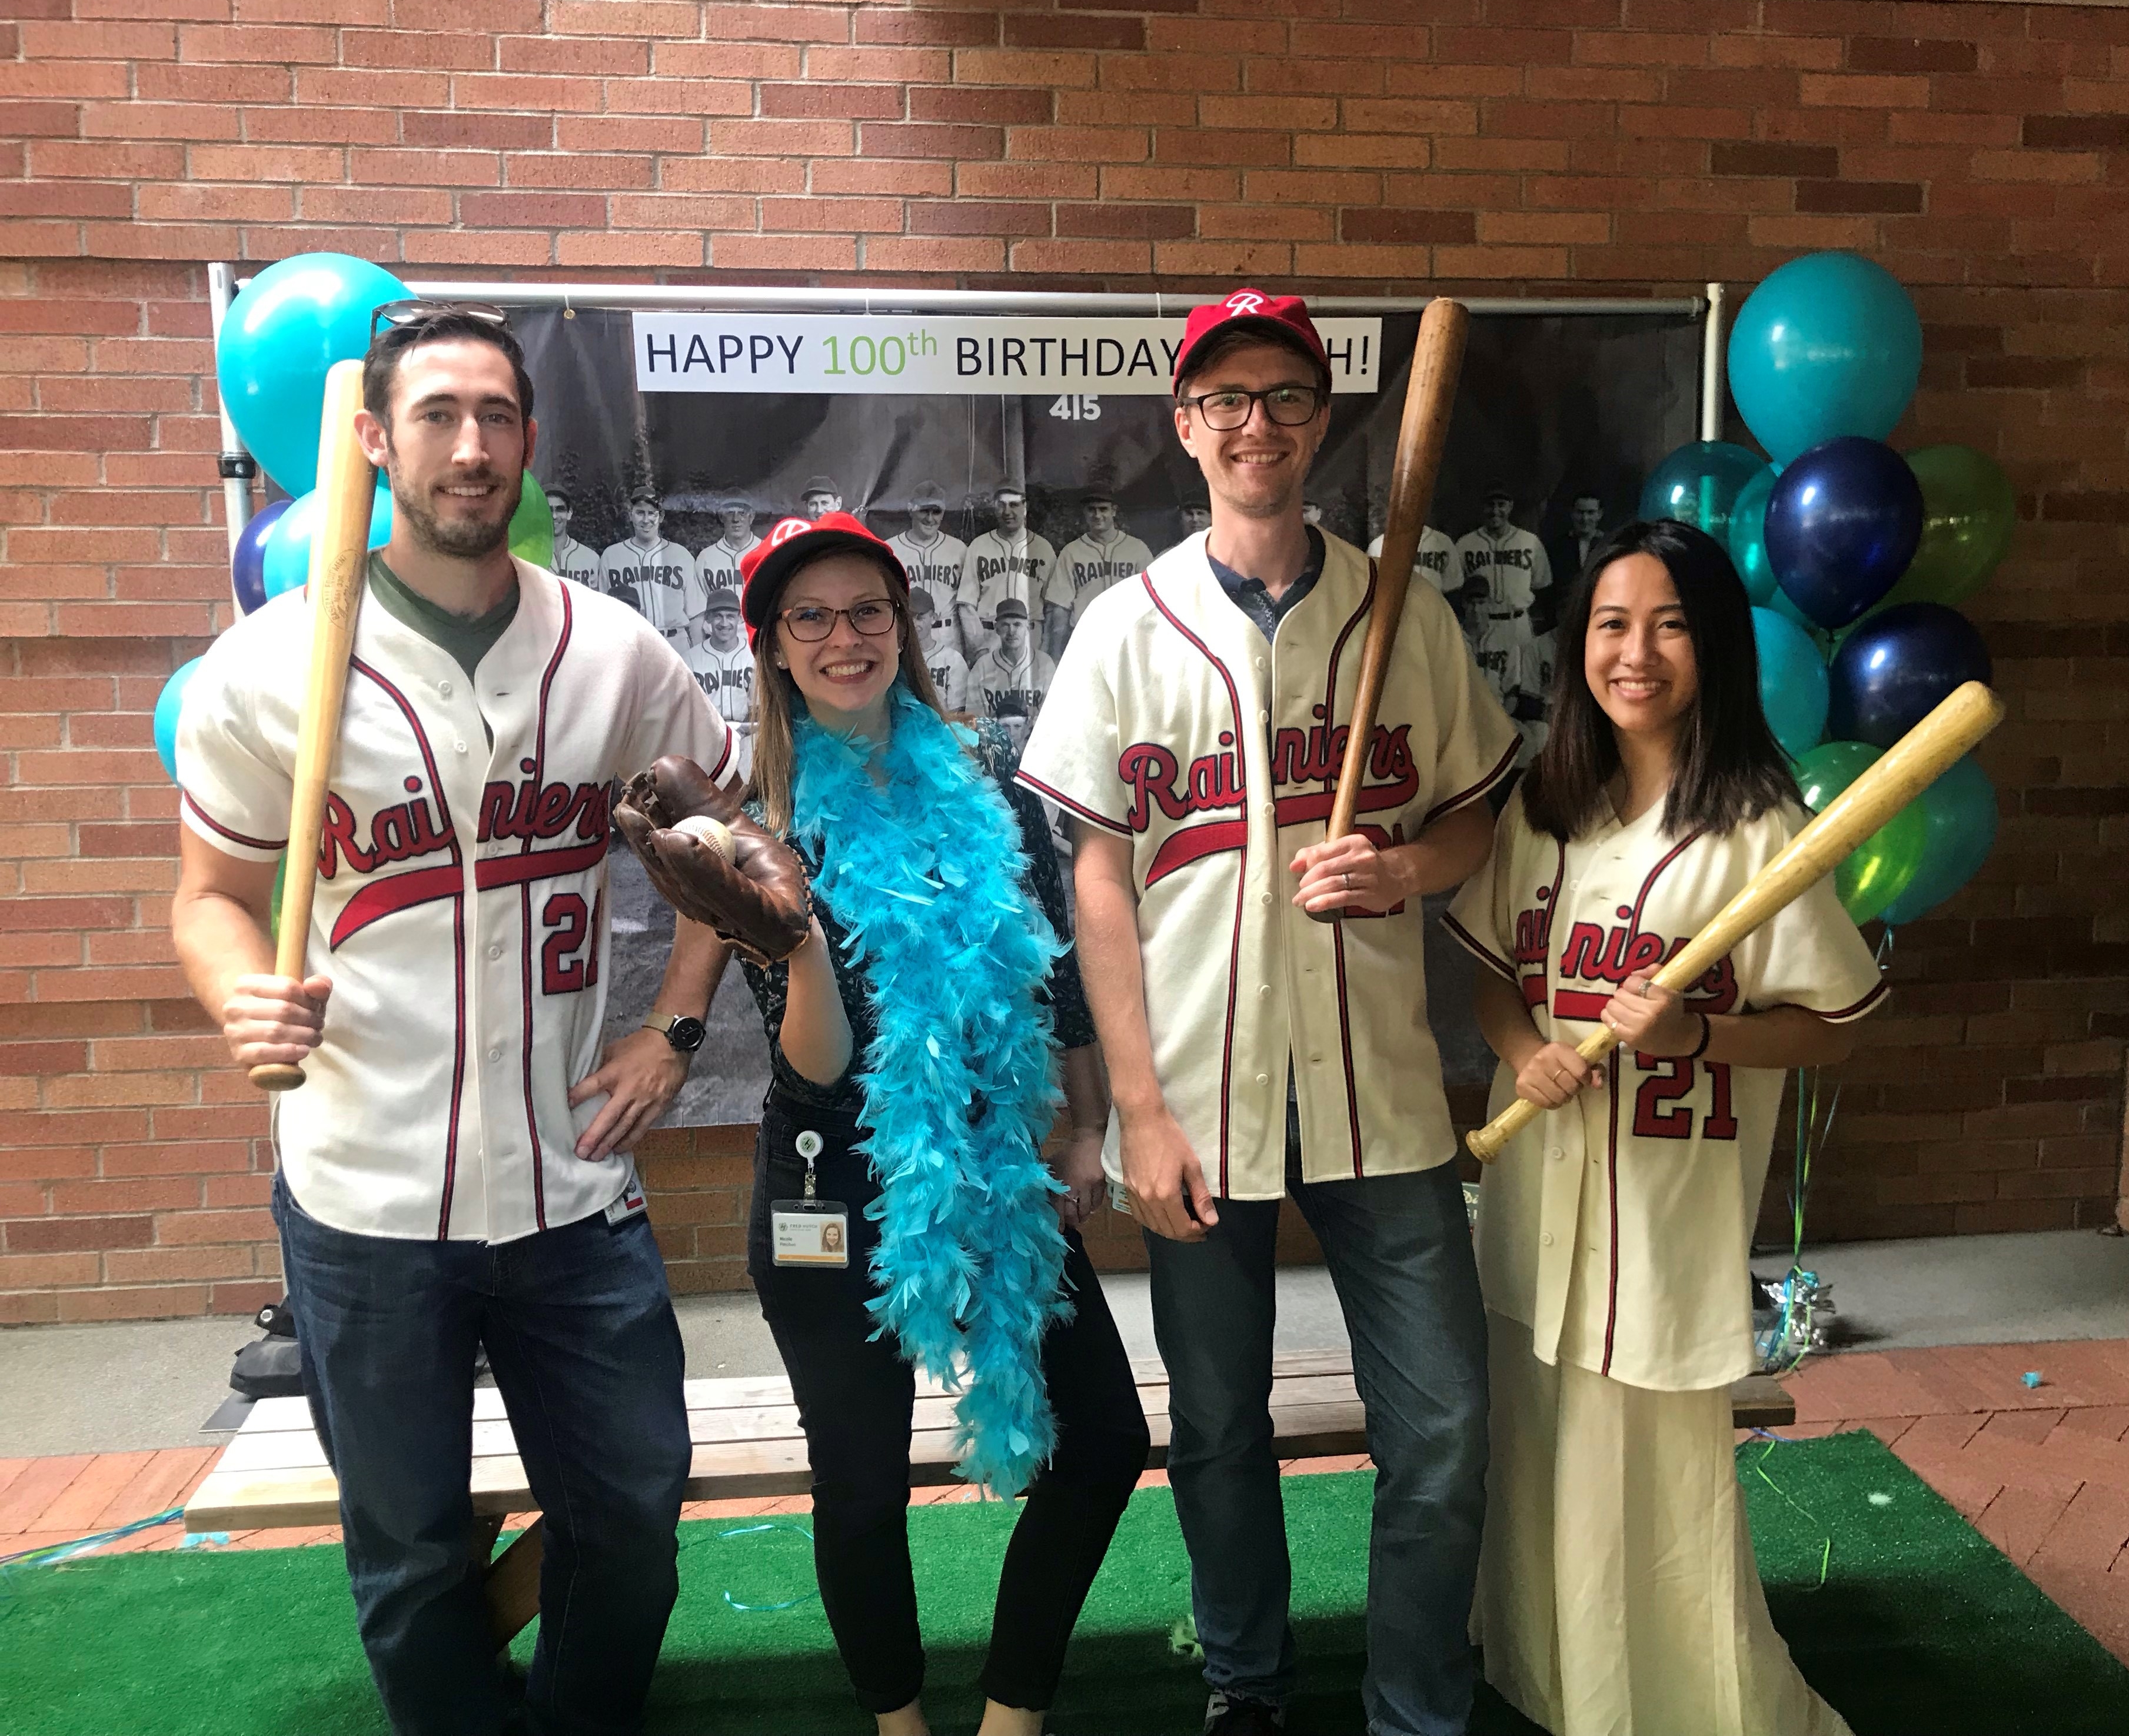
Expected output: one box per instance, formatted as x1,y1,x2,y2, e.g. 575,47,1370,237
749,1093,1150,1714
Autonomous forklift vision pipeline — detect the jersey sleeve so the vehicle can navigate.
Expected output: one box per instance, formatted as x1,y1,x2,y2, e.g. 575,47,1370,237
175,623,293,864
954,541,984,609
1042,547,1077,611
1735,807,1890,1023
616,611,736,790
1442,791,1522,988
1014,625,1129,837
1409,582,1521,824
1530,536,1553,594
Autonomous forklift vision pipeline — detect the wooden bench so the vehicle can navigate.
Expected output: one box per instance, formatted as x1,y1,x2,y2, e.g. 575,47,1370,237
185,1352,1795,1642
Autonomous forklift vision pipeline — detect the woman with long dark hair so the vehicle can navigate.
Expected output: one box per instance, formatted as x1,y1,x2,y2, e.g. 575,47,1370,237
620,514,1147,1736
1443,520,1885,1735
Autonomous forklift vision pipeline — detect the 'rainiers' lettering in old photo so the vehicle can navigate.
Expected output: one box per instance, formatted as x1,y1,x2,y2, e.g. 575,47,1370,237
598,491,703,646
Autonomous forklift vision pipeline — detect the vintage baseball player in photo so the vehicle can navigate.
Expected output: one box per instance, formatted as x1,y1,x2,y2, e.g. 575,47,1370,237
955,484,1055,662
1044,487,1153,660
686,586,757,780
545,484,600,587
1546,490,1607,590
1366,521,1456,594
967,594,1056,757
1019,288,1519,1736
1445,518,1885,1736
168,305,737,1736
910,583,970,713
693,493,762,597
600,488,704,648
798,473,844,518
884,480,969,605
1452,484,1553,690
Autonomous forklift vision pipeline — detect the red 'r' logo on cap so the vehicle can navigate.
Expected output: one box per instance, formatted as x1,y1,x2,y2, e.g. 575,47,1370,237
767,517,810,548
1224,290,1267,315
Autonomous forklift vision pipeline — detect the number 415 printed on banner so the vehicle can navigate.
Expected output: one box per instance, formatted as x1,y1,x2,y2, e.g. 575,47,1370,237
1049,395,1102,421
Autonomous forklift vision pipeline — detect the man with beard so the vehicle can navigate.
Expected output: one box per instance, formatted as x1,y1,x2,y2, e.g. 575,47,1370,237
169,305,734,1736
954,484,1054,662
545,484,600,587
600,488,703,648
1044,488,1154,660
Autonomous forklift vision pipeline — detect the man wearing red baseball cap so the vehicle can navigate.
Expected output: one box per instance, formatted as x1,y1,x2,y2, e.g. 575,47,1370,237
1020,291,1518,1736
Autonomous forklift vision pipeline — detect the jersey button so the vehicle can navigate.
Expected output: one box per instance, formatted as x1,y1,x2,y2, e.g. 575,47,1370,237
440,680,453,697
488,944,504,960
487,1046,502,1063
1258,983,1273,997
1546,1146,1564,1162
454,740,469,754
1540,1232,1555,1246
1255,1072,1269,1086
1260,893,1272,906
1258,709,1269,725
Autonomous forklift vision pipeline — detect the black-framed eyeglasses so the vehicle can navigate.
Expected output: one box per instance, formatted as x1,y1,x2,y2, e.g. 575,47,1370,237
369,298,513,340
1177,384,1325,430
779,598,901,642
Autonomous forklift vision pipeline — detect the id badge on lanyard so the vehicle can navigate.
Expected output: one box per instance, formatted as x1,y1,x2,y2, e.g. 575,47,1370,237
771,1129,849,1268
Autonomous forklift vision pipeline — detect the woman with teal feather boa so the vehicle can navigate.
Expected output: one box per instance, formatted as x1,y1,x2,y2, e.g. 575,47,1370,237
700,516,1150,1736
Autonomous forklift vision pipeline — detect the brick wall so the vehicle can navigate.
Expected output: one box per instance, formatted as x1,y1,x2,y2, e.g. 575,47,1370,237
4,1,2127,1322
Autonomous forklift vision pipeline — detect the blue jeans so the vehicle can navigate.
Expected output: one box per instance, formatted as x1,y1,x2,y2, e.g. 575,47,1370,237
274,1174,691,1736
1145,1152,1488,1736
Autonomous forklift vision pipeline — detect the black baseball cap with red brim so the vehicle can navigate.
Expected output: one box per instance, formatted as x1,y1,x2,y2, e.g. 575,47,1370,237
739,512,908,652
1172,288,1331,393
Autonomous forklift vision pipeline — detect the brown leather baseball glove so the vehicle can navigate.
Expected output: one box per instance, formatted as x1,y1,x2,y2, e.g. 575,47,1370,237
613,756,812,967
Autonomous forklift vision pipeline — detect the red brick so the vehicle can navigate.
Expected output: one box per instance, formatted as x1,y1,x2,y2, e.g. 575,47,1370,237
761,82,904,121
909,85,1052,126
856,8,997,46
861,121,1003,161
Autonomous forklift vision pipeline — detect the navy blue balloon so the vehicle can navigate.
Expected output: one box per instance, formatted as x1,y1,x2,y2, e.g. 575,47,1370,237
1827,602,1991,749
230,497,289,616
1764,435,1924,629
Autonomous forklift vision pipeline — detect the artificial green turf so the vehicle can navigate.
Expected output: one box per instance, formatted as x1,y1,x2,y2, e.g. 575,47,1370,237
2,1432,2124,1735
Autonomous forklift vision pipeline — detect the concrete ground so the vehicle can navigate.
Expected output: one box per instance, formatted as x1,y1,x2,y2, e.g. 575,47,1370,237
1,1225,2124,1461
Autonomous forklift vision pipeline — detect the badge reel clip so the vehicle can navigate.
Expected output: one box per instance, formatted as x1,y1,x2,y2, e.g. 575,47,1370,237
771,1129,849,1268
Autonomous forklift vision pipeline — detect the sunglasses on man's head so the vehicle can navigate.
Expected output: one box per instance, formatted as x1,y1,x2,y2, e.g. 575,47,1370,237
369,299,513,340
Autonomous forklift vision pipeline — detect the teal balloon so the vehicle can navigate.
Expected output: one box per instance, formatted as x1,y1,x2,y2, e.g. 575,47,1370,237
1728,466,1779,605
1638,440,1768,544
507,471,554,567
1879,444,2018,610
154,657,204,781
1769,580,1822,641
1752,607,1828,759
1728,251,1922,467
262,478,392,600
1793,740,1927,925
1879,754,1998,926
217,253,409,495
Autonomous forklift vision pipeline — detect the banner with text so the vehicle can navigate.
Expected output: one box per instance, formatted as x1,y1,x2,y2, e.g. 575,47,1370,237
633,314,1385,395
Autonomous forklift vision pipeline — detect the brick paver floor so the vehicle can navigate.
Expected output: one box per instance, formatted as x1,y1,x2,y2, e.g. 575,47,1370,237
3,1342,2123,1664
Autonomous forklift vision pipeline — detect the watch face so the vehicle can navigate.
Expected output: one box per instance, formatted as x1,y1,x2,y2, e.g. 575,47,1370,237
669,1016,706,1053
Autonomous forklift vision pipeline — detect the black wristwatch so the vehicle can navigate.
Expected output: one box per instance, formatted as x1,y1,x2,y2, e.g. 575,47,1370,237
643,1013,706,1054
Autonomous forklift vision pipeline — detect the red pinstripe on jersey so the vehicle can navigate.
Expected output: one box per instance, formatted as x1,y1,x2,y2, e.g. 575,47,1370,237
519,584,574,1233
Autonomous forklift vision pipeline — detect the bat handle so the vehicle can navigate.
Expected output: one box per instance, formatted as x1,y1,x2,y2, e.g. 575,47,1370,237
248,1062,307,1092
1465,1025,1621,1163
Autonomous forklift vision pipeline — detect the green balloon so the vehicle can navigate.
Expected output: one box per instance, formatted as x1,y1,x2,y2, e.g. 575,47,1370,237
1793,740,1928,925
508,470,555,568
1880,444,2015,609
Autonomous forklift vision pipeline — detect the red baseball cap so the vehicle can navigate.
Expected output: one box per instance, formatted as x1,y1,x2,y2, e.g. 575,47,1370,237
1172,288,1330,393
739,512,908,651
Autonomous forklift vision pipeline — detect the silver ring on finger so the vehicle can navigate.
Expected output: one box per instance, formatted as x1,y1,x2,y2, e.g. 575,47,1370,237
1342,870,1353,892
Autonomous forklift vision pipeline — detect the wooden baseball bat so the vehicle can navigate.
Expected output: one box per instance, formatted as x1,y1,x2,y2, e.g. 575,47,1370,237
1313,297,1469,922
1465,678,2006,1162
249,360,374,1093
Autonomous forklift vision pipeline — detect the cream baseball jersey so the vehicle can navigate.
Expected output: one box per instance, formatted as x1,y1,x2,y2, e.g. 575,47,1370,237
1365,527,1456,593
924,640,970,712
887,530,968,603
1452,525,1552,614
598,537,703,640
694,535,760,591
1018,531,1521,1199
1047,532,1155,628
177,560,735,1245
957,530,1056,627
1444,790,1886,1389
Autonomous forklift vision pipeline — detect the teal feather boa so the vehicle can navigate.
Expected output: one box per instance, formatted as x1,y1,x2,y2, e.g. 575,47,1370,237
790,688,1070,1495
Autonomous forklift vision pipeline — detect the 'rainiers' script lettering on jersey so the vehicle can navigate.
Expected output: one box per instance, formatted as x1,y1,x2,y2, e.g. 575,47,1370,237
598,538,704,638
550,534,600,588
1047,533,1155,627
1018,532,1521,1200
887,530,969,601
924,642,970,713
177,561,734,1246
1366,527,1456,591
1451,525,1552,614
1445,790,1886,1390
693,536,760,591
686,638,754,726
956,530,1056,624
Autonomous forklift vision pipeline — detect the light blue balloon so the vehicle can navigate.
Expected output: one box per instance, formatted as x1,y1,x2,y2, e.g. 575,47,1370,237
217,253,409,495
1728,466,1779,606
1879,754,1998,924
1752,606,1829,760
1727,251,1922,467
1638,440,1768,546
154,657,204,782
261,478,392,600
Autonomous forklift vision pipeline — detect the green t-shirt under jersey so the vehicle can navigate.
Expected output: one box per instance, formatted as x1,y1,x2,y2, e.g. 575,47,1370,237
367,553,519,679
